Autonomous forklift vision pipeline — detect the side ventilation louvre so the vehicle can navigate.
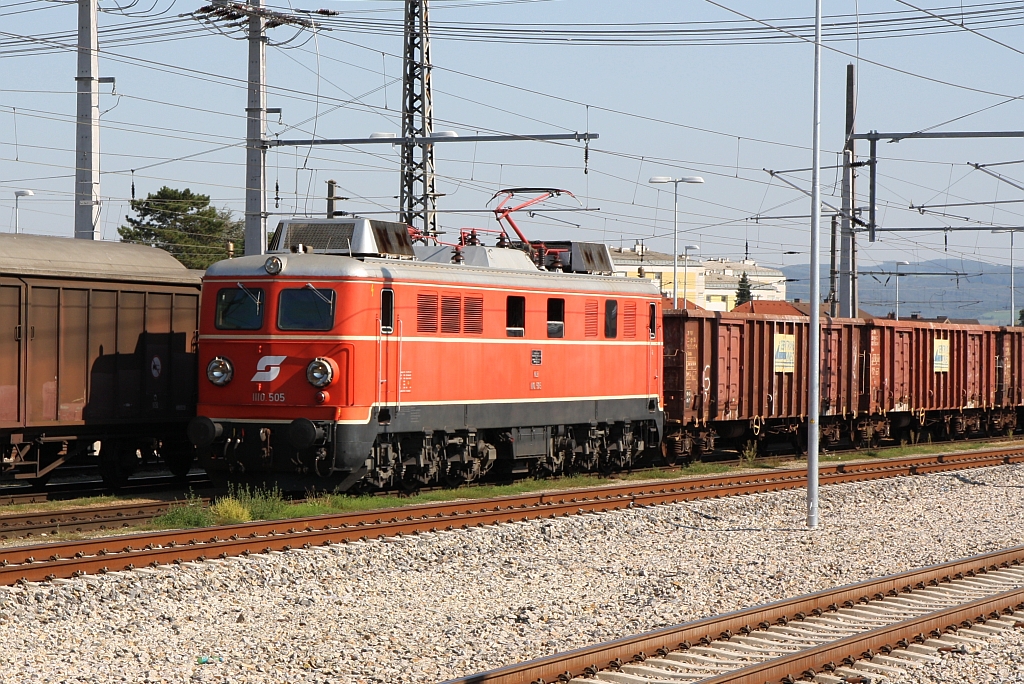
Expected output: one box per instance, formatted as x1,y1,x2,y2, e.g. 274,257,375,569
417,293,438,333
441,295,462,334
624,301,637,338
463,297,484,334
585,300,599,337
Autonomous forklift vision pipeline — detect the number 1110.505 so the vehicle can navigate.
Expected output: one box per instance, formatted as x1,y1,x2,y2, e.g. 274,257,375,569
253,392,286,403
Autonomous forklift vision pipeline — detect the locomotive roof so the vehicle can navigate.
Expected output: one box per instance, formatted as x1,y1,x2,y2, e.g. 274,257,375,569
0,233,202,286
206,252,661,296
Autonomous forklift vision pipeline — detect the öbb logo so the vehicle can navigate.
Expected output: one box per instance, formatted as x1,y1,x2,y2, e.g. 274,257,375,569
251,355,287,382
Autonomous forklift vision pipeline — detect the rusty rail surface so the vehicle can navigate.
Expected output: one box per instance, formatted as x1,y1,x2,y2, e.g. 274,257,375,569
441,547,1024,684
0,447,1021,586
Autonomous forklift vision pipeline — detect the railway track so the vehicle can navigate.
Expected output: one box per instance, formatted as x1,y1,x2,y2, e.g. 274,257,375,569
0,473,212,507
0,446,1021,587
0,500,207,540
441,547,1024,684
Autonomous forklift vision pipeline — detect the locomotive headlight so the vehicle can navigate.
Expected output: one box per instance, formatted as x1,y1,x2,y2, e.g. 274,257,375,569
265,256,283,275
206,356,234,386
306,358,334,388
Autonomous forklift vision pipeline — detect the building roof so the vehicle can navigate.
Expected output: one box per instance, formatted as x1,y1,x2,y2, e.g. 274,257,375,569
663,296,704,311
608,246,699,266
701,258,784,279
731,300,805,315
789,300,877,319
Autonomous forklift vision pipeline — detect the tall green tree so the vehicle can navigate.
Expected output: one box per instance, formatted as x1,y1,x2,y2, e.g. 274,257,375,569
118,187,243,269
735,271,753,307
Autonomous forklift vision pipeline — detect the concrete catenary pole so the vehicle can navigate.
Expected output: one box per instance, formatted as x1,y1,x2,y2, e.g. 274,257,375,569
807,0,823,529
75,0,101,240
244,0,268,256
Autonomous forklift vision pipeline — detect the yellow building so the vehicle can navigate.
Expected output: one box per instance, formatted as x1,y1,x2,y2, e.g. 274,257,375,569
609,244,787,311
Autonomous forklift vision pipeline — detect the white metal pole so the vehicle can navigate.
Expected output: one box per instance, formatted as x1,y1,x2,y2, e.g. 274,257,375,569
14,195,19,234
683,246,689,310
895,266,900,321
672,182,679,310
1012,232,1015,326
807,0,823,530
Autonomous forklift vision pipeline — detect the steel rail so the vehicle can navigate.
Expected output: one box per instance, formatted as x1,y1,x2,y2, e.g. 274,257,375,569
0,448,1021,586
0,500,206,540
440,547,1024,684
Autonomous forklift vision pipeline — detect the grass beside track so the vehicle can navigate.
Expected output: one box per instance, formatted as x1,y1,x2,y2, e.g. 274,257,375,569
819,438,1014,462
151,462,736,529
0,495,146,516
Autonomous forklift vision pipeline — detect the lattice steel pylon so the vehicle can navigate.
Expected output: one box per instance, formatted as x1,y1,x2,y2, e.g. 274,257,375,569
400,0,437,237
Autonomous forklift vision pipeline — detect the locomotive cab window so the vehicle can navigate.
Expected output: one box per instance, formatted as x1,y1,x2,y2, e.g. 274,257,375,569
547,298,565,338
605,299,618,339
278,286,336,331
506,296,526,337
215,286,264,330
380,288,395,334
649,302,657,339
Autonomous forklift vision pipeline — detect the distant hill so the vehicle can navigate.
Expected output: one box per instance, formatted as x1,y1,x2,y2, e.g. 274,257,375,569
781,258,1017,325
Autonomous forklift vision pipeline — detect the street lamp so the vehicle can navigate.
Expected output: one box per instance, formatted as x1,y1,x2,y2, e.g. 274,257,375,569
682,244,700,309
649,175,705,309
894,260,910,321
14,190,34,234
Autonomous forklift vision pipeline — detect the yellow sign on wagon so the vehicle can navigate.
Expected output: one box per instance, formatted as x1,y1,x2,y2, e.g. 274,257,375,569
774,334,796,373
933,339,950,373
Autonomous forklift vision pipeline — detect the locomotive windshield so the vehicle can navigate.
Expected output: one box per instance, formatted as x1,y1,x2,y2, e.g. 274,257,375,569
215,286,264,330
278,286,336,331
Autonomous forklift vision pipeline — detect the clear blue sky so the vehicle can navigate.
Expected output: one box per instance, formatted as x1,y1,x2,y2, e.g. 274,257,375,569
4,0,1024,280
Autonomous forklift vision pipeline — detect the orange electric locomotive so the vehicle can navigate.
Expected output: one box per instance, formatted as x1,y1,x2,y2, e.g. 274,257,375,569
187,205,664,490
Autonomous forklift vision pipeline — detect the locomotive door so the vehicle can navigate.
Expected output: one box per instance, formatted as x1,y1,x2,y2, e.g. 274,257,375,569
0,281,23,425
377,288,399,416
646,302,658,413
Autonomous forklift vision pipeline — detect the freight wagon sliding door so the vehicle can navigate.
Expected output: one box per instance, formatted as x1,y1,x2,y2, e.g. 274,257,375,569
26,287,59,423
966,332,981,408
0,282,23,425
892,328,912,412
717,322,741,420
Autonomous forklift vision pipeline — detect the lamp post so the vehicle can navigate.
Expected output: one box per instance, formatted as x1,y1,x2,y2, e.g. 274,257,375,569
894,260,910,320
682,244,700,309
649,176,704,309
14,190,34,234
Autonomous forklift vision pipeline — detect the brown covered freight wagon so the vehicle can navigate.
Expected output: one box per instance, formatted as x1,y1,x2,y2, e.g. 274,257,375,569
0,234,201,488
662,309,863,460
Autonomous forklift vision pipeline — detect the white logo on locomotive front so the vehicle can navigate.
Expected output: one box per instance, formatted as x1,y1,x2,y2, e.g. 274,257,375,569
251,355,287,382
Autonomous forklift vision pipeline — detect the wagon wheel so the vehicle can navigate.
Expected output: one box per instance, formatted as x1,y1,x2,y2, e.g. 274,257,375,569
791,429,807,457
160,439,195,480
25,472,53,492
99,440,138,491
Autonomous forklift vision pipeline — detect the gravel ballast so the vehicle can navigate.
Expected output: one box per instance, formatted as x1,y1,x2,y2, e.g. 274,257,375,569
1,465,1023,683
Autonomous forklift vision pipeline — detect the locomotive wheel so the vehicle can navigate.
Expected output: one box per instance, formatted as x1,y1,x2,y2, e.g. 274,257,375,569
99,440,138,490
161,440,195,480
